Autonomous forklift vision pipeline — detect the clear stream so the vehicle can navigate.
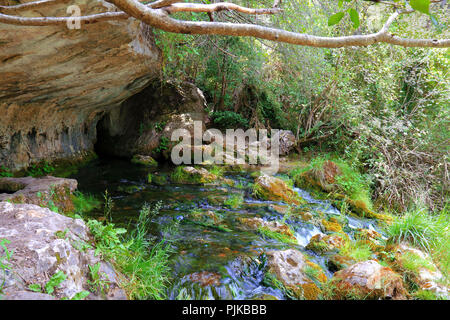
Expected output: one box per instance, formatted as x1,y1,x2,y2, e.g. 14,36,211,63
71,158,385,300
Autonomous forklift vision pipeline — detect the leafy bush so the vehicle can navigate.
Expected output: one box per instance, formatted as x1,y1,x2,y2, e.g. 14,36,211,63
86,201,175,300
211,111,249,129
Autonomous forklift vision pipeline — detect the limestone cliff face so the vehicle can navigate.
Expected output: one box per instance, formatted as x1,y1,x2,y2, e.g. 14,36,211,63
0,0,162,170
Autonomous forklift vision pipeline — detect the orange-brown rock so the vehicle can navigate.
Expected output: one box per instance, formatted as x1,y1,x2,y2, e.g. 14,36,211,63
330,260,407,300
306,233,347,254
253,174,305,205
266,249,324,300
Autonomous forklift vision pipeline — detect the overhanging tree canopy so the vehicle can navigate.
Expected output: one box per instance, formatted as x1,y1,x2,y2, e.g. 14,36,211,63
0,0,448,48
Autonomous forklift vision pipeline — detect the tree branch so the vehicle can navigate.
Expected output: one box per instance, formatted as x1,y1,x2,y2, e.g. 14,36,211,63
0,0,448,48
106,0,450,48
0,0,68,14
162,3,282,15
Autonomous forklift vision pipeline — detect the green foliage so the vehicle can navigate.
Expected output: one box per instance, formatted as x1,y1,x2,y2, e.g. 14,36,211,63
87,262,110,296
339,240,373,262
224,194,244,209
211,111,249,129
102,190,114,222
262,272,297,300
208,165,224,178
400,251,436,274
386,204,450,279
45,271,67,295
290,156,373,210
257,226,297,245
387,204,449,253
0,239,13,292
154,136,170,154
0,166,13,177
328,12,345,26
413,289,445,300
72,191,101,215
86,202,174,300
410,0,430,15
26,161,55,177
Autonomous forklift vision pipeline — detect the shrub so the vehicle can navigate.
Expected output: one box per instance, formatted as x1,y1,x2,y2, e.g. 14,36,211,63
211,111,249,129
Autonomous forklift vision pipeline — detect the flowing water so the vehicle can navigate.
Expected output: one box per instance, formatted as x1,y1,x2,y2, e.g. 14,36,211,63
71,158,386,300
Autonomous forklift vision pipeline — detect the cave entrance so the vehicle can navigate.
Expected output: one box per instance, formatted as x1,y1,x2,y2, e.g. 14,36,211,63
94,114,115,159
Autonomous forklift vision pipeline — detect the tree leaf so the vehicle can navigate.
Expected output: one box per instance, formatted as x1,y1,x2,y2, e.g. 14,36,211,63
328,12,345,26
348,8,360,29
410,0,430,15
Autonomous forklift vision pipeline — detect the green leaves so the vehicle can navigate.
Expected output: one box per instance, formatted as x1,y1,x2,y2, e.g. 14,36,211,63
328,7,360,29
410,0,431,15
348,8,360,29
328,12,345,26
45,271,67,295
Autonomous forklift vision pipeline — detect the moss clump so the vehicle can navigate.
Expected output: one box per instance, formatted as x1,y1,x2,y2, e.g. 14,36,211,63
224,194,244,209
289,156,375,218
252,174,305,205
131,155,158,167
257,226,297,245
321,218,343,233
171,166,217,185
117,185,142,194
151,174,168,186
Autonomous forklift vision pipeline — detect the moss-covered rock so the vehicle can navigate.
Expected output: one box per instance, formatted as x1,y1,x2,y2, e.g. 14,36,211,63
171,166,218,185
383,244,448,298
321,217,344,233
329,260,407,300
131,155,158,167
239,217,297,242
306,233,347,254
253,174,305,205
117,185,143,194
148,173,168,186
327,254,356,272
265,249,324,300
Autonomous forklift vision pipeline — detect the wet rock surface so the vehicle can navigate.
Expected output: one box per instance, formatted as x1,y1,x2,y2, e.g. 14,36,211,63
0,201,126,300
265,249,324,300
329,260,407,300
254,174,304,205
0,176,77,213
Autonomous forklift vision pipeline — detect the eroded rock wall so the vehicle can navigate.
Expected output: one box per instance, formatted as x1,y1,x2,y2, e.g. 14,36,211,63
0,0,161,170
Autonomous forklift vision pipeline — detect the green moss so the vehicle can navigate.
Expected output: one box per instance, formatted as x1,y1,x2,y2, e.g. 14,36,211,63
413,289,444,300
289,156,373,214
257,226,297,245
224,194,244,209
171,166,216,184
151,174,168,186
117,185,142,194
131,155,158,167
